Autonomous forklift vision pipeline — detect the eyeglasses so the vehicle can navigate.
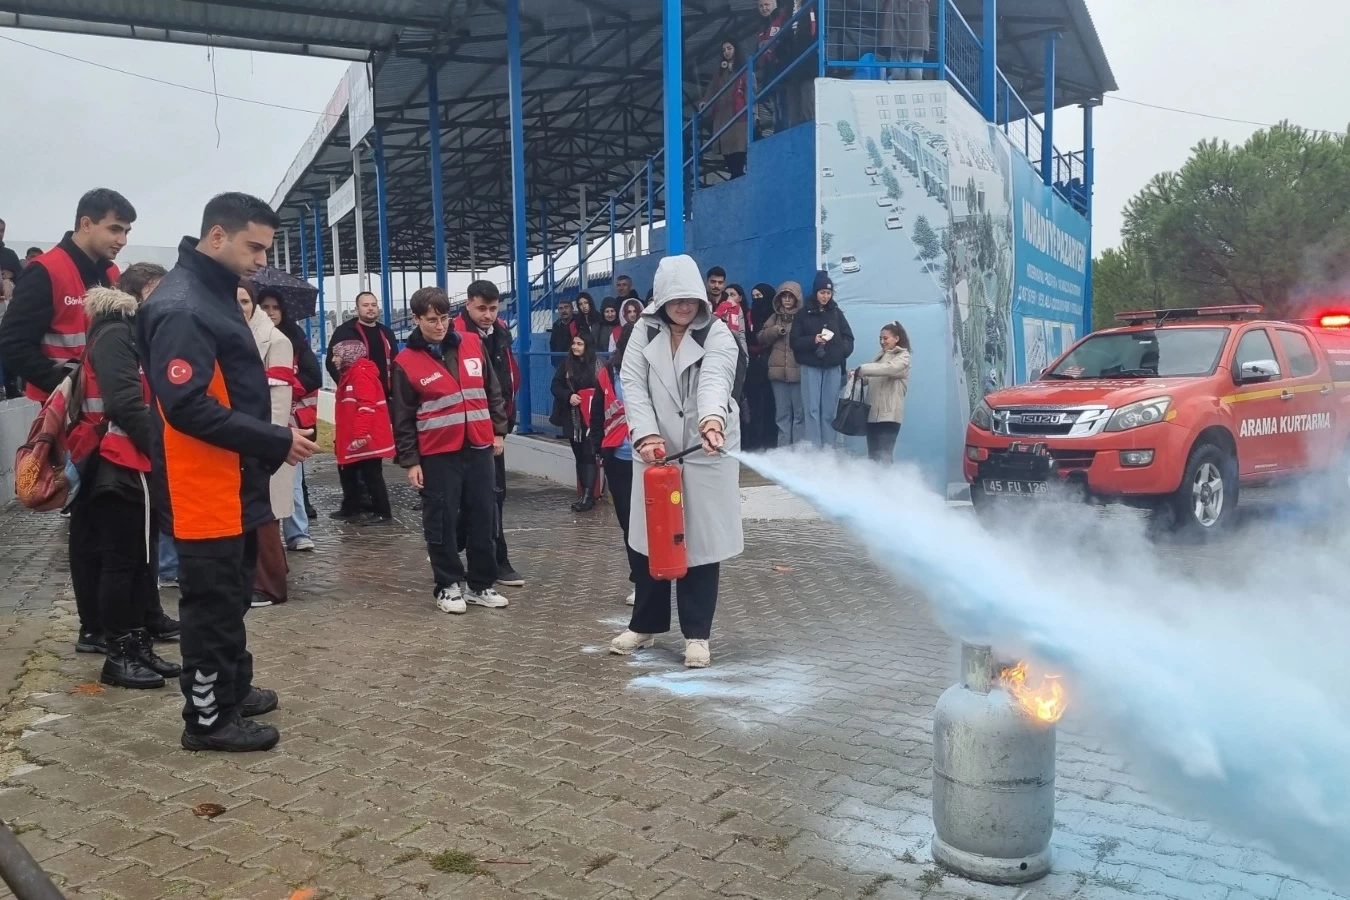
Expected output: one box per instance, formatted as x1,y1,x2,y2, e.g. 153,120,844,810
418,314,452,326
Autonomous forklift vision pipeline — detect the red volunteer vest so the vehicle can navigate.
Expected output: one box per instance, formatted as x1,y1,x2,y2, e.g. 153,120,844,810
394,333,494,456
597,366,629,450
25,246,119,401
453,315,520,420
79,345,151,473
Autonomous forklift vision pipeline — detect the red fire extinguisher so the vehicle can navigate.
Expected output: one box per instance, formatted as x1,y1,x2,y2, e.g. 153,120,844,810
644,444,703,581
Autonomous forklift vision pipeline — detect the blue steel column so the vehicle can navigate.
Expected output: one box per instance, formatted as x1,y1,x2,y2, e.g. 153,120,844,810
313,201,327,359
662,0,686,254
980,0,997,121
374,124,394,327
299,211,311,343
1042,33,1058,186
936,0,947,81
1082,100,1096,332
507,0,532,433
426,57,448,289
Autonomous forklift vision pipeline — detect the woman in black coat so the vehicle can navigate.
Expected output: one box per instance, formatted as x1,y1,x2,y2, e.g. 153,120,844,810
550,331,602,511
744,282,780,450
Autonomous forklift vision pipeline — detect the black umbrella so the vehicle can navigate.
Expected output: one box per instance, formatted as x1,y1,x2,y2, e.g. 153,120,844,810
249,266,319,321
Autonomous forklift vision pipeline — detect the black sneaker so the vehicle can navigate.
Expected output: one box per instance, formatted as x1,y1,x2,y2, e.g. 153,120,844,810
496,566,525,587
239,687,279,717
304,503,318,519
328,509,359,521
75,631,107,654
358,514,393,527
411,499,423,512
181,717,279,753
149,615,181,641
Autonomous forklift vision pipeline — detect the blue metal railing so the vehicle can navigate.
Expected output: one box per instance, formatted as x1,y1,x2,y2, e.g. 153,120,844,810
944,2,983,108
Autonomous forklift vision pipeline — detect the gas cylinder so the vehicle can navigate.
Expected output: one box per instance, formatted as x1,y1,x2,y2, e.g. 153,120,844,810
644,447,688,580
931,642,1055,884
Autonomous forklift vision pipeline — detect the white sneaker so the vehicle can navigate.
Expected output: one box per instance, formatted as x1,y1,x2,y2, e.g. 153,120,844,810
288,537,315,552
610,630,655,655
466,587,509,609
250,595,274,609
435,585,467,614
624,589,636,606
684,639,711,668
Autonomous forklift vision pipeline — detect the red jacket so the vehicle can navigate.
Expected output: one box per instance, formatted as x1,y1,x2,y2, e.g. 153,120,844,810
335,358,396,466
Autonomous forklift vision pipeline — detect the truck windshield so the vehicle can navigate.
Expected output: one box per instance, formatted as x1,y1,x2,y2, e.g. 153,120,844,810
1045,328,1230,379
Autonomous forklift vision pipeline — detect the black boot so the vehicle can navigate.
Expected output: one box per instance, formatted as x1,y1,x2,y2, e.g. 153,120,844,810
239,687,279,717
137,630,182,678
75,630,107,654
302,478,318,519
148,612,181,641
571,463,596,512
100,632,165,689
181,716,280,753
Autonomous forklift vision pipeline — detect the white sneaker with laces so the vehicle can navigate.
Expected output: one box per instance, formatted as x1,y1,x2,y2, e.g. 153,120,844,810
624,589,636,606
684,639,711,668
288,537,316,552
435,585,467,614
466,587,509,609
610,630,655,655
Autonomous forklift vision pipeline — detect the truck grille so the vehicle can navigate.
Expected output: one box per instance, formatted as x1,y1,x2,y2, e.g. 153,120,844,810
987,448,1097,472
995,408,1081,437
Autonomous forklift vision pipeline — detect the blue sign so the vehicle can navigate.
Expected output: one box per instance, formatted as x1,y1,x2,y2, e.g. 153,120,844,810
1010,154,1090,382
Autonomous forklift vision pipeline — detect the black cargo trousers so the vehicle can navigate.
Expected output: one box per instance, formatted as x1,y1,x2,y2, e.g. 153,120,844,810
177,531,258,734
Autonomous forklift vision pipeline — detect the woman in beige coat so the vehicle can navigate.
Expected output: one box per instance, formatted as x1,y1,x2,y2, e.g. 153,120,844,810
852,320,912,463
756,281,804,446
238,281,295,607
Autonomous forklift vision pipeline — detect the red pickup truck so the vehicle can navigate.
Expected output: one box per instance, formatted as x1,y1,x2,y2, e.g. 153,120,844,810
964,305,1350,535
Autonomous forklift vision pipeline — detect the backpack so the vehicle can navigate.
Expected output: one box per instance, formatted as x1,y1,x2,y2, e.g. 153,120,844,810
649,320,748,400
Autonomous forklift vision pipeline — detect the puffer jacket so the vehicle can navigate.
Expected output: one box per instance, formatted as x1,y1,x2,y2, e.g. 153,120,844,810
83,287,152,503
857,346,912,424
757,281,803,384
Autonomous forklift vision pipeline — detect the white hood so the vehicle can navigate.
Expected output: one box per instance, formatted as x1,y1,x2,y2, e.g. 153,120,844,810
647,254,713,326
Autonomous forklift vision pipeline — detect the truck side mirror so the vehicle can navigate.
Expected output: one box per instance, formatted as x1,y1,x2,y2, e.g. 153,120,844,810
1236,358,1281,384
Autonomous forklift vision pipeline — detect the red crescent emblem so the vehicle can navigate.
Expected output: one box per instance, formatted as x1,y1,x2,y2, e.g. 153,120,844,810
167,359,193,386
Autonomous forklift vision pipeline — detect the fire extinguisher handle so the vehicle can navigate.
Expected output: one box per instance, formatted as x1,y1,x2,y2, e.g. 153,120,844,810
662,444,706,464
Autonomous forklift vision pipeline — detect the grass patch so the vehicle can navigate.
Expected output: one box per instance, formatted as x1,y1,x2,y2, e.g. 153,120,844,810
1093,873,1138,891
583,852,617,874
337,826,366,841
314,420,335,453
393,849,422,865
917,867,944,893
1094,837,1120,862
756,835,790,852
705,786,729,802
716,810,738,825
899,850,916,864
860,873,894,897
10,823,38,836
429,850,489,877
640,799,663,812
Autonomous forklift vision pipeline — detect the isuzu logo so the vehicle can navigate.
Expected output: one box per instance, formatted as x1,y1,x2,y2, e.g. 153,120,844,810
1012,412,1066,426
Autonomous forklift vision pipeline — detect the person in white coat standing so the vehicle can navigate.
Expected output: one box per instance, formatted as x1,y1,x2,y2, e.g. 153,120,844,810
609,255,743,668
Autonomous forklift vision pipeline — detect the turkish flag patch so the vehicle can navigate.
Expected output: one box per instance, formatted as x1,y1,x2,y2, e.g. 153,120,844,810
167,359,193,386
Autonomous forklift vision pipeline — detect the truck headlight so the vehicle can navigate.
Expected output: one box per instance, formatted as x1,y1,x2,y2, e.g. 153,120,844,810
971,400,994,432
1105,397,1172,432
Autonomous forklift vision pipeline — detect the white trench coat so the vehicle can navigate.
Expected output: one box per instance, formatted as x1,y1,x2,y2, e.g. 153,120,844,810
620,300,744,568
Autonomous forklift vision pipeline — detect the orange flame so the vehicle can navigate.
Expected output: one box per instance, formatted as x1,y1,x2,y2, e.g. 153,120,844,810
1000,662,1067,723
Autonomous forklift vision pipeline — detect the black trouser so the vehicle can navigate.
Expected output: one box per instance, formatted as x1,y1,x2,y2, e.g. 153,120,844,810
338,459,391,518
178,532,258,735
726,152,747,179
89,493,155,635
457,451,510,566
603,452,641,586
422,448,497,593
68,500,101,634
630,557,720,640
866,421,901,462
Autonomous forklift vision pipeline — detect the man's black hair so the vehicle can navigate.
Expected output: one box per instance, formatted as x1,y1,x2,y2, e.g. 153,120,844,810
466,280,500,304
200,192,280,238
25,247,42,258
75,189,137,230
707,265,726,279
410,286,451,317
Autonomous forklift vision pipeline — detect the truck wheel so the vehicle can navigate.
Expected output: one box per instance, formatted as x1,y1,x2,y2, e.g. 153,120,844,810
1153,442,1237,539
970,482,995,520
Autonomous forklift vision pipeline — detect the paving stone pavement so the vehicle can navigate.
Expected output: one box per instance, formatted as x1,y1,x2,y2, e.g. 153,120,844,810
0,456,1341,900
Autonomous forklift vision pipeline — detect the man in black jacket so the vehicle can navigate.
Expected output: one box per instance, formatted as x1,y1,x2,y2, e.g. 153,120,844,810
0,219,21,281
138,192,318,754
790,270,855,448
549,299,578,356
455,280,524,587
325,290,397,393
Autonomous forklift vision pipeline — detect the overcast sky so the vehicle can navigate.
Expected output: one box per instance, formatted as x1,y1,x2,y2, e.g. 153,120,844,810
1,0,1347,258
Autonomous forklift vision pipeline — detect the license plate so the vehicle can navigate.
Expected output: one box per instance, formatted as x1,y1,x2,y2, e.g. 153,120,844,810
984,479,1048,496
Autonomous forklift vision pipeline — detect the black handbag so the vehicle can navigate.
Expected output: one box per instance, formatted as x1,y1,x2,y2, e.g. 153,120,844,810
832,375,870,437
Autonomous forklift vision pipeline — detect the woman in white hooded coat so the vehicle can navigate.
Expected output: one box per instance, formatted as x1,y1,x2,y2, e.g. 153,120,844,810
609,254,743,668
238,281,295,607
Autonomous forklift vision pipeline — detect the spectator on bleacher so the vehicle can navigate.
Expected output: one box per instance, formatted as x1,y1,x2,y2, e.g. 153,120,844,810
549,299,578,356
615,274,642,305
621,298,643,327
791,270,855,448
758,281,804,446
714,283,748,335
325,291,396,400
755,0,791,134
700,42,749,180
551,331,602,512
598,297,622,352
576,292,601,339
882,0,932,80
25,248,42,265
784,0,817,125
706,266,726,307
258,289,322,550
744,282,780,450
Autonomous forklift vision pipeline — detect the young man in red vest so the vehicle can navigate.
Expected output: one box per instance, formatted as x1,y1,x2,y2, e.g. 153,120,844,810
453,280,524,587
391,287,510,614
0,189,134,655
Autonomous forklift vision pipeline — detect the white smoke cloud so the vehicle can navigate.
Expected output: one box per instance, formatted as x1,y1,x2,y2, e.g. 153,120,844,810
736,448,1350,892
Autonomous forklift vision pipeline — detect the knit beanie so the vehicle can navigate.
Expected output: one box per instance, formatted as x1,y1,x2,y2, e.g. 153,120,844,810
812,270,834,296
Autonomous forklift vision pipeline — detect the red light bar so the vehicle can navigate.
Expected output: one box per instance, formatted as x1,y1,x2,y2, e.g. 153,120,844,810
1320,314,1350,328
1114,305,1264,324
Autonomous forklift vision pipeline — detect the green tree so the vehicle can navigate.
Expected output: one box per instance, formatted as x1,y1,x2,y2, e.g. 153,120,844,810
881,127,894,150
866,137,883,170
1103,123,1350,321
837,120,856,145
881,168,902,202
821,232,834,255
913,215,941,261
